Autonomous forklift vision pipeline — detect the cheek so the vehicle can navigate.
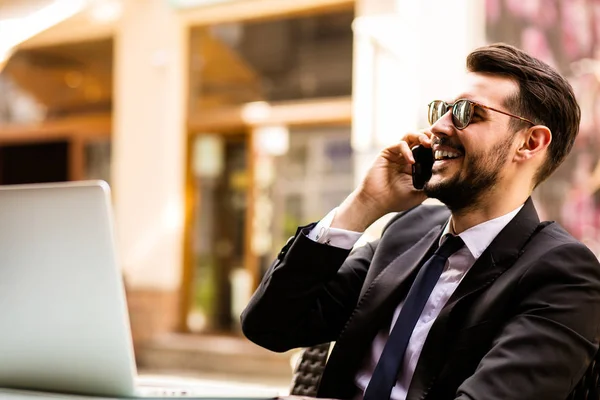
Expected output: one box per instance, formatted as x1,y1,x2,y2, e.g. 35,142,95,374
464,150,494,172
468,139,514,172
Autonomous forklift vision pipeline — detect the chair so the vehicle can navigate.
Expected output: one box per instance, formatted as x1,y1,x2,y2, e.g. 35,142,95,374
290,343,331,397
290,343,600,399
568,348,600,400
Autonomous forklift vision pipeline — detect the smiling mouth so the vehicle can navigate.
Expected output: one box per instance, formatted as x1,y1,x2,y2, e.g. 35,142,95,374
434,150,463,161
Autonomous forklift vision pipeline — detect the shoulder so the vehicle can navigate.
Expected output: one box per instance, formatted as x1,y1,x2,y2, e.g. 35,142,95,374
521,221,600,282
528,221,596,257
538,221,592,246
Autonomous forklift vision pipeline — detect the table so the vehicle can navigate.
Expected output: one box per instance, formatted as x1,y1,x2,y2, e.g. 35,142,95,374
0,390,341,400
0,389,335,400
0,389,275,400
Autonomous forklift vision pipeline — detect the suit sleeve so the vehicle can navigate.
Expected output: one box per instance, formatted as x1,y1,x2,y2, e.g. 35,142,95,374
455,242,600,400
240,224,377,352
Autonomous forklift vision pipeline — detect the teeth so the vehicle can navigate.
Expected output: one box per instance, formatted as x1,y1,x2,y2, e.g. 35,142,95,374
434,150,461,160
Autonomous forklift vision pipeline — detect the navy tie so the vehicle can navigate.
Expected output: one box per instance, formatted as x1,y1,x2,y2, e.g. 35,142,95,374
363,234,464,400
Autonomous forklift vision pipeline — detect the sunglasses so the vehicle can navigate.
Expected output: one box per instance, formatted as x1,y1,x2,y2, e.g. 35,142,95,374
428,99,536,130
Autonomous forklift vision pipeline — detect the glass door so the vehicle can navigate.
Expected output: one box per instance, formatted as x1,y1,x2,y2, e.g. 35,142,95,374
188,133,249,333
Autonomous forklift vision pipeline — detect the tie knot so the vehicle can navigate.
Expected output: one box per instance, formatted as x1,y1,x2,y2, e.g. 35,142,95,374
435,235,464,259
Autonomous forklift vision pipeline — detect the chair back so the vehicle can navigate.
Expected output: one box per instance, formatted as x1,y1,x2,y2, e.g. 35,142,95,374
568,348,600,400
290,343,331,397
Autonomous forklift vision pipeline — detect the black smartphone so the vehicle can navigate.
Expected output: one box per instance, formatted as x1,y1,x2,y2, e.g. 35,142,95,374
411,145,434,190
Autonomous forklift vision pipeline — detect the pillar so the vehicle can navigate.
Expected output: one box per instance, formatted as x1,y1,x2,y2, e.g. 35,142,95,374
112,0,188,346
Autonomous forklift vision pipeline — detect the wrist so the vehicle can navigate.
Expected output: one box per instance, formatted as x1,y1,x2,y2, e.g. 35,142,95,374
331,191,385,232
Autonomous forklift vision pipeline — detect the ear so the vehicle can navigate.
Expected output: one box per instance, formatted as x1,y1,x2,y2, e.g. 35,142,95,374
514,125,552,163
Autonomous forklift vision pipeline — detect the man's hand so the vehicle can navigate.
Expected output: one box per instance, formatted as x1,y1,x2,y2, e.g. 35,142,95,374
332,131,433,232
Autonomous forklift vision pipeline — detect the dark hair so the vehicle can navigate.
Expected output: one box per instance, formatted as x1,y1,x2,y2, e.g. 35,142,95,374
466,43,581,186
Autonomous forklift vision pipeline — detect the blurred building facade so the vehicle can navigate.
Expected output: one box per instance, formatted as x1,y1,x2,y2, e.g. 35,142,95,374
1,0,598,383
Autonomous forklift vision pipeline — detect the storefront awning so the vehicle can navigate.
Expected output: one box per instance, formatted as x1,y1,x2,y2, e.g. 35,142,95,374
0,0,121,72
0,0,88,70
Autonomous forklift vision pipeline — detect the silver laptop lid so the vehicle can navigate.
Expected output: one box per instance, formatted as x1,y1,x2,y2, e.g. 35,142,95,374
0,181,137,397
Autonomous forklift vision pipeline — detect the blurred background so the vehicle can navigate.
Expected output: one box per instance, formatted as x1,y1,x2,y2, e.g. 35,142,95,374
0,0,599,393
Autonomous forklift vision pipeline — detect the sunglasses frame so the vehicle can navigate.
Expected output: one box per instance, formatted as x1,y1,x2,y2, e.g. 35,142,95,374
428,99,536,130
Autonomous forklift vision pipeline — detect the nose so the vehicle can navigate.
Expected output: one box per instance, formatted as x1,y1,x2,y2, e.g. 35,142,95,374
430,109,456,141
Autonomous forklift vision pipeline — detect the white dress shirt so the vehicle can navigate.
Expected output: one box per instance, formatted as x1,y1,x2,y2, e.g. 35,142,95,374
307,205,523,400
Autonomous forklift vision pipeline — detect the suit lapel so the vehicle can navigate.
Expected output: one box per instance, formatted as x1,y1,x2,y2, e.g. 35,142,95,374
354,224,444,331
358,224,444,303
408,198,541,399
447,197,541,309
319,225,444,398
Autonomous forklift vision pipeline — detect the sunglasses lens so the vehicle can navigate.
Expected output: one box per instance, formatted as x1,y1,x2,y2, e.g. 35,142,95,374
428,101,448,125
452,100,473,129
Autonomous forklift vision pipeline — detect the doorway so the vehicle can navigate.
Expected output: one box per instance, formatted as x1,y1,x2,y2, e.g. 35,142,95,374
182,4,355,334
0,141,69,184
189,133,249,333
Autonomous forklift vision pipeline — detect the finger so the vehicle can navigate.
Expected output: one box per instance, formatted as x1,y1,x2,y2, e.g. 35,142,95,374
398,140,415,164
418,128,433,137
417,129,433,146
402,131,432,148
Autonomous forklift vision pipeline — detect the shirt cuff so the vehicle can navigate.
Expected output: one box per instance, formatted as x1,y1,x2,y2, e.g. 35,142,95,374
306,208,363,250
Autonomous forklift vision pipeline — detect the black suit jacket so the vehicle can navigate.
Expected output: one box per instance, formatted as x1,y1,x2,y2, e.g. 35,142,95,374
241,199,600,399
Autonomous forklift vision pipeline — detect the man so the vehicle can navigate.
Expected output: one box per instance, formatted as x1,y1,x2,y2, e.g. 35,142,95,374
241,43,600,400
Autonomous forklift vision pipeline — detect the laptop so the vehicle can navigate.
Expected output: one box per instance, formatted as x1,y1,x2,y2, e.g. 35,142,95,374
0,181,281,399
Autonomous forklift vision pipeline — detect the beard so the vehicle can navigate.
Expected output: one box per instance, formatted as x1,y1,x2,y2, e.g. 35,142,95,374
423,135,513,213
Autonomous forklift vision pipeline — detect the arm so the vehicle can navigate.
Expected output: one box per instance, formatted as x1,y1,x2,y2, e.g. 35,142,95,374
240,224,377,352
455,242,600,400
242,131,435,352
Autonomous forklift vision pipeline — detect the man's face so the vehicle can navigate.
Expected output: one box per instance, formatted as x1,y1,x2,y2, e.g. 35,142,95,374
424,73,522,212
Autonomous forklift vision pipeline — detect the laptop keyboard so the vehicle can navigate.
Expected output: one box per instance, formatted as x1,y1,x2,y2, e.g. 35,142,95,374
139,387,194,397
136,385,280,398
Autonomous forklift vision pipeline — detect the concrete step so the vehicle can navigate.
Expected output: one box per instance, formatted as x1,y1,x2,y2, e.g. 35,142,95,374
136,333,297,388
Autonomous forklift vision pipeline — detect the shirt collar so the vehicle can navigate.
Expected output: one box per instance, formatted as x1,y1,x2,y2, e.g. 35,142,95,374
440,204,524,260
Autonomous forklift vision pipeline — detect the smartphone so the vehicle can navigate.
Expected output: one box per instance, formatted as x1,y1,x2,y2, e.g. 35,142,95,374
411,145,434,190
